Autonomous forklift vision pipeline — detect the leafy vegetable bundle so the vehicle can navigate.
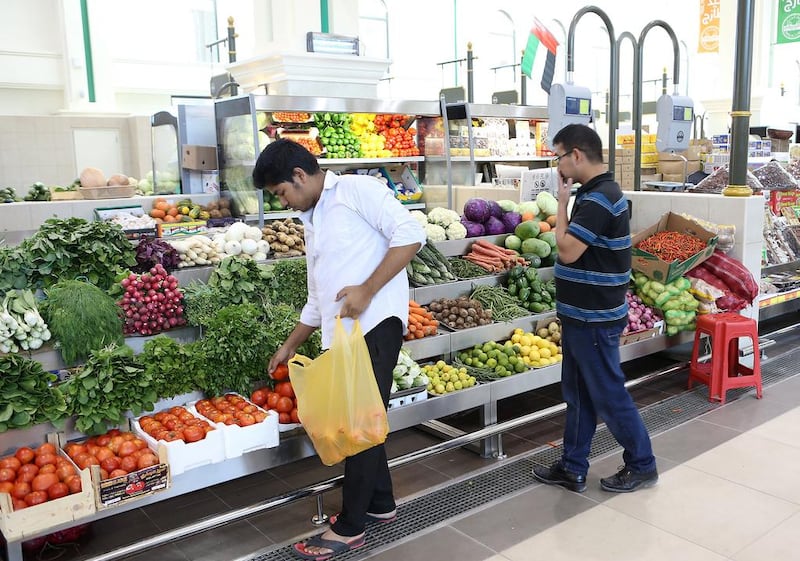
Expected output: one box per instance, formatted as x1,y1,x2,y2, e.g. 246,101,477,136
0,353,67,432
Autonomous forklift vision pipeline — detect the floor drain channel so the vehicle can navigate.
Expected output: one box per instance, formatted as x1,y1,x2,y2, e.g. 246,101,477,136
245,349,800,561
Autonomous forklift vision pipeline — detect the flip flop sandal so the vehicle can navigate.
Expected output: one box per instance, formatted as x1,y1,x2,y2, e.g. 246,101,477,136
328,510,397,526
292,534,366,561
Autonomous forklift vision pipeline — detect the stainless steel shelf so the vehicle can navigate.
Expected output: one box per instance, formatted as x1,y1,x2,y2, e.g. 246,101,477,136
401,333,450,361
386,383,490,432
489,364,562,400
319,156,424,166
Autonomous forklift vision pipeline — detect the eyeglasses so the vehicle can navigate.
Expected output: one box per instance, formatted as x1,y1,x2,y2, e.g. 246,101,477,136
552,149,574,163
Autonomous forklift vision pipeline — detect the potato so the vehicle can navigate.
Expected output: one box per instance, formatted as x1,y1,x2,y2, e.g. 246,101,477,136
80,167,106,187
107,173,129,186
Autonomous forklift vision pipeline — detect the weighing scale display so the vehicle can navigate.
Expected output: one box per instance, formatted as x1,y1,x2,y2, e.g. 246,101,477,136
672,106,693,122
565,96,591,116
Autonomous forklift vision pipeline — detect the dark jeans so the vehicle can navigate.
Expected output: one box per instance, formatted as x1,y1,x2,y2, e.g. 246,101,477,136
560,322,656,476
331,316,402,537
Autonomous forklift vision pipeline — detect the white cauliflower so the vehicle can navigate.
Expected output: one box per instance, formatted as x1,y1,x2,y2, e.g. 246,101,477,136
445,221,467,240
427,207,461,227
424,223,447,242
410,210,428,228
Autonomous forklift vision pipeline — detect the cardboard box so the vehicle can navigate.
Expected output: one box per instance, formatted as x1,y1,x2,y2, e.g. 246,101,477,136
182,145,218,171
157,221,208,238
769,190,800,215
631,212,718,283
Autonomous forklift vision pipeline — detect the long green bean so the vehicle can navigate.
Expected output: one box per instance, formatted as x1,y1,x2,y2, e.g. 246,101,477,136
448,257,492,279
469,285,529,322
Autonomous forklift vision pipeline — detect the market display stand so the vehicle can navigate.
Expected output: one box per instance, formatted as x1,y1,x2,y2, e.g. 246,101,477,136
759,260,800,321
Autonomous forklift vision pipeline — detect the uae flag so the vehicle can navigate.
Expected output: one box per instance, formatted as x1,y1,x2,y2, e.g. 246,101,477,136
521,18,558,94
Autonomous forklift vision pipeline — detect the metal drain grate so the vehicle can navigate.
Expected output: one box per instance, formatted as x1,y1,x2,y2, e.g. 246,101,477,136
246,349,800,561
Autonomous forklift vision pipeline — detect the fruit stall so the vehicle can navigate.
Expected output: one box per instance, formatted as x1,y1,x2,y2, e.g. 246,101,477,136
0,98,770,561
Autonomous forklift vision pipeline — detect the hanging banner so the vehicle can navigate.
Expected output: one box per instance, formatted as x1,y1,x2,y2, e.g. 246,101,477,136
698,0,720,53
777,0,800,44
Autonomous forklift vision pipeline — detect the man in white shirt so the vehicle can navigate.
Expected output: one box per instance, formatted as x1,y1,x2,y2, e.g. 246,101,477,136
254,139,426,560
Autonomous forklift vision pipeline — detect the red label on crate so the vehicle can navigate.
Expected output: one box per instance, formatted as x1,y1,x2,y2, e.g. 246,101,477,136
769,190,799,215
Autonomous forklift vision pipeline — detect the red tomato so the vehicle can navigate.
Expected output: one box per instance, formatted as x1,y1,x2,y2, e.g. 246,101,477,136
11,481,30,500
183,425,205,443
47,482,69,500
0,481,14,494
250,389,268,406
56,464,76,482
0,456,22,472
117,441,138,457
12,498,28,511
38,464,57,475
0,468,15,482
64,474,82,494
100,456,121,473
24,490,48,507
119,456,138,473
275,382,295,399
34,453,57,468
271,363,290,381
137,454,159,470
32,473,59,492
235,412,256,426
276,396,294,414
14,447,35,465
35,443,57,457
108,469,128,479
278,412,292,424
266,393,280,410
290,408,300,424
16,463,38,482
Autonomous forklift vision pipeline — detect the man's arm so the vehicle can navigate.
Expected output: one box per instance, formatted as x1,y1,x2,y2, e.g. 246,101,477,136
555,178,588,264
335,242,421,318
267,321,318,374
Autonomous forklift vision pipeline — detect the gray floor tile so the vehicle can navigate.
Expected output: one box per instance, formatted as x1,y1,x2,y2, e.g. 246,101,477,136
698,391,799,432
651,418,742,463
507,419,565,446
209,470,294,510
172,520,272,561
363,525,498,561
451,485,595,551
420,446,493,478
268,456,344,491
391,461,451,498
142,488,230,531
119,544,189,561
584,450,679,503
66,509,162,559
385,428,442,457
247,495,339,544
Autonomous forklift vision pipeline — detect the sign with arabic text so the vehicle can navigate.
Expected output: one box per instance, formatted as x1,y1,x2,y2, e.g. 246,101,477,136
699,0,720,53
777,0,800,44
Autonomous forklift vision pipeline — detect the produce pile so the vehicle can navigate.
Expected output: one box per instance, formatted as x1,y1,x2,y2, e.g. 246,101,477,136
250,367,299,426
624,292,660,335
116,265,186,336
137,406,215,442
406,244,457,286
447,256,492,279
313,112,361,159
148,197,228,223
411,208,467,241
261,218,306,258
506,266,556,314
463,239,528,272
0,442,83,512
636,231,707,262
468,285,530,322
391,349,429,392
424,296,493,330
193,394,270,427
505,219,557,268
455,323,562,380
422,360,476,395
0,289,50,353
632,273,697,335
461,191,558,238
373,114,420,157
685,250,759,313
406,300,439,340
66,429,159,480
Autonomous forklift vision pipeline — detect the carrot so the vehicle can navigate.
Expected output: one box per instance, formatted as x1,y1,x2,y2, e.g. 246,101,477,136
409,312,430,324
409,300,423,308
474,240,516,255
408,305,429,316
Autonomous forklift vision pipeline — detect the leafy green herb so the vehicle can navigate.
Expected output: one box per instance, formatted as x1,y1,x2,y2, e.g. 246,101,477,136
182,281,226,328
0,353,67,432
267,258,308,311
0,244,28,297
208,255,273,305
264,302,321,360
62,344,156,435
18,217,136,291
41,280,124,366
197,303,272,395
136,337,202,399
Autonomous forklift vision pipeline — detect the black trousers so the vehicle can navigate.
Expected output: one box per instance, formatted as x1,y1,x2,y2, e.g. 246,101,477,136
331,316,402,536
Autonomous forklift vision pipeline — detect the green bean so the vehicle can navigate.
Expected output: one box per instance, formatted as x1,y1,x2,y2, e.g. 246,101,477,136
469,285,530,322
448,257,492,279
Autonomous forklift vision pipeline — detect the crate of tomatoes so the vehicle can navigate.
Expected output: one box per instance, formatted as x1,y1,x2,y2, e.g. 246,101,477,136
250,365,301,432
189,394,279,459
0,438,95,540
61,429,169,510
133,406,225,476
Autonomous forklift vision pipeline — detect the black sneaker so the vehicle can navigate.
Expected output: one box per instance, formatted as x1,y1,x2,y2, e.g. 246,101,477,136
600,465,658,493
532,462,587,493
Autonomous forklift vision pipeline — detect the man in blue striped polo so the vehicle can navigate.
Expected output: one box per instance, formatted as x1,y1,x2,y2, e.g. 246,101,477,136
533,124,658,493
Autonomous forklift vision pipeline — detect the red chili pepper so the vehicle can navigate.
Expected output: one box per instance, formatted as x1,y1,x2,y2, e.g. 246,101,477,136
637,231,706,262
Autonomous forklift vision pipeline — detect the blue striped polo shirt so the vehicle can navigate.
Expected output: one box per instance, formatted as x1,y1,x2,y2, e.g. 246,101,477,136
554,172,631,328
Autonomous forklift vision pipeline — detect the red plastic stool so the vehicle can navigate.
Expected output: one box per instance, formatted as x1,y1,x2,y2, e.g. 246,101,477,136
688,312,763,404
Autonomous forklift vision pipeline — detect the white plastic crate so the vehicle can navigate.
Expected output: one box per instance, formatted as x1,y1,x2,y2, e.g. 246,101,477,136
388,387,428,409
131,416,225,476
188,396,280,459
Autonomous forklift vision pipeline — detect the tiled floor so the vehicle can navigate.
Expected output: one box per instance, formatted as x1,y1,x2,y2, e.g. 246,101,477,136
12,320,799,561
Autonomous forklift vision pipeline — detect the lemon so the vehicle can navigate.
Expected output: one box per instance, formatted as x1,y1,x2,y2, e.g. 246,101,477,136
445,381,455,393
540,347,552,359
520,345,531,355
436,360,446,369
511,333,522,343
528,349,541,361
435,383,445,394
453,381,463,390
520,335,532,347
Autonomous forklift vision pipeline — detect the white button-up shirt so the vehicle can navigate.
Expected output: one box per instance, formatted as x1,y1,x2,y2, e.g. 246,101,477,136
299,171,426,349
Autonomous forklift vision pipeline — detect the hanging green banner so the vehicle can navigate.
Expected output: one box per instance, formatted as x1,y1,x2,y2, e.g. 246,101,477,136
777,0,800,44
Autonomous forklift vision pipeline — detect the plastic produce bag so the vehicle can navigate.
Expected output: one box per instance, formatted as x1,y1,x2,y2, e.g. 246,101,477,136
288,318,388,466
679,213,736,253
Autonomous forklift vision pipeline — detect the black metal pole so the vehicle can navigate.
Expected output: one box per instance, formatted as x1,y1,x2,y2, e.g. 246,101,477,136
723,0,755,197
467,42,474,103
566,6,618,172
227,16,238,96
520,51,527,105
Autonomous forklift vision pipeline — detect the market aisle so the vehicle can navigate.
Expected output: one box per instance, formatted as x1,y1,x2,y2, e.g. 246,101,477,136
361,373,800,561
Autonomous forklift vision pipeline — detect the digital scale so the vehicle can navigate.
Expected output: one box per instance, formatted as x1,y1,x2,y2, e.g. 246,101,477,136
547,83,593,147
655,93,694,152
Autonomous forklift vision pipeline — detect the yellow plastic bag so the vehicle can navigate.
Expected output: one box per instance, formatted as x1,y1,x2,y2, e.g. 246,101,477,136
288,318,389,466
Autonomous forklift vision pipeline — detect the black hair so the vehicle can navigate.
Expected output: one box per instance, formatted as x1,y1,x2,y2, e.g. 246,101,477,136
551,124,604,163
252,139,321,189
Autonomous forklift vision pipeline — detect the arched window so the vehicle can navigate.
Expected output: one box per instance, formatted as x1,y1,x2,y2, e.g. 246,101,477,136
358,0,389,60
